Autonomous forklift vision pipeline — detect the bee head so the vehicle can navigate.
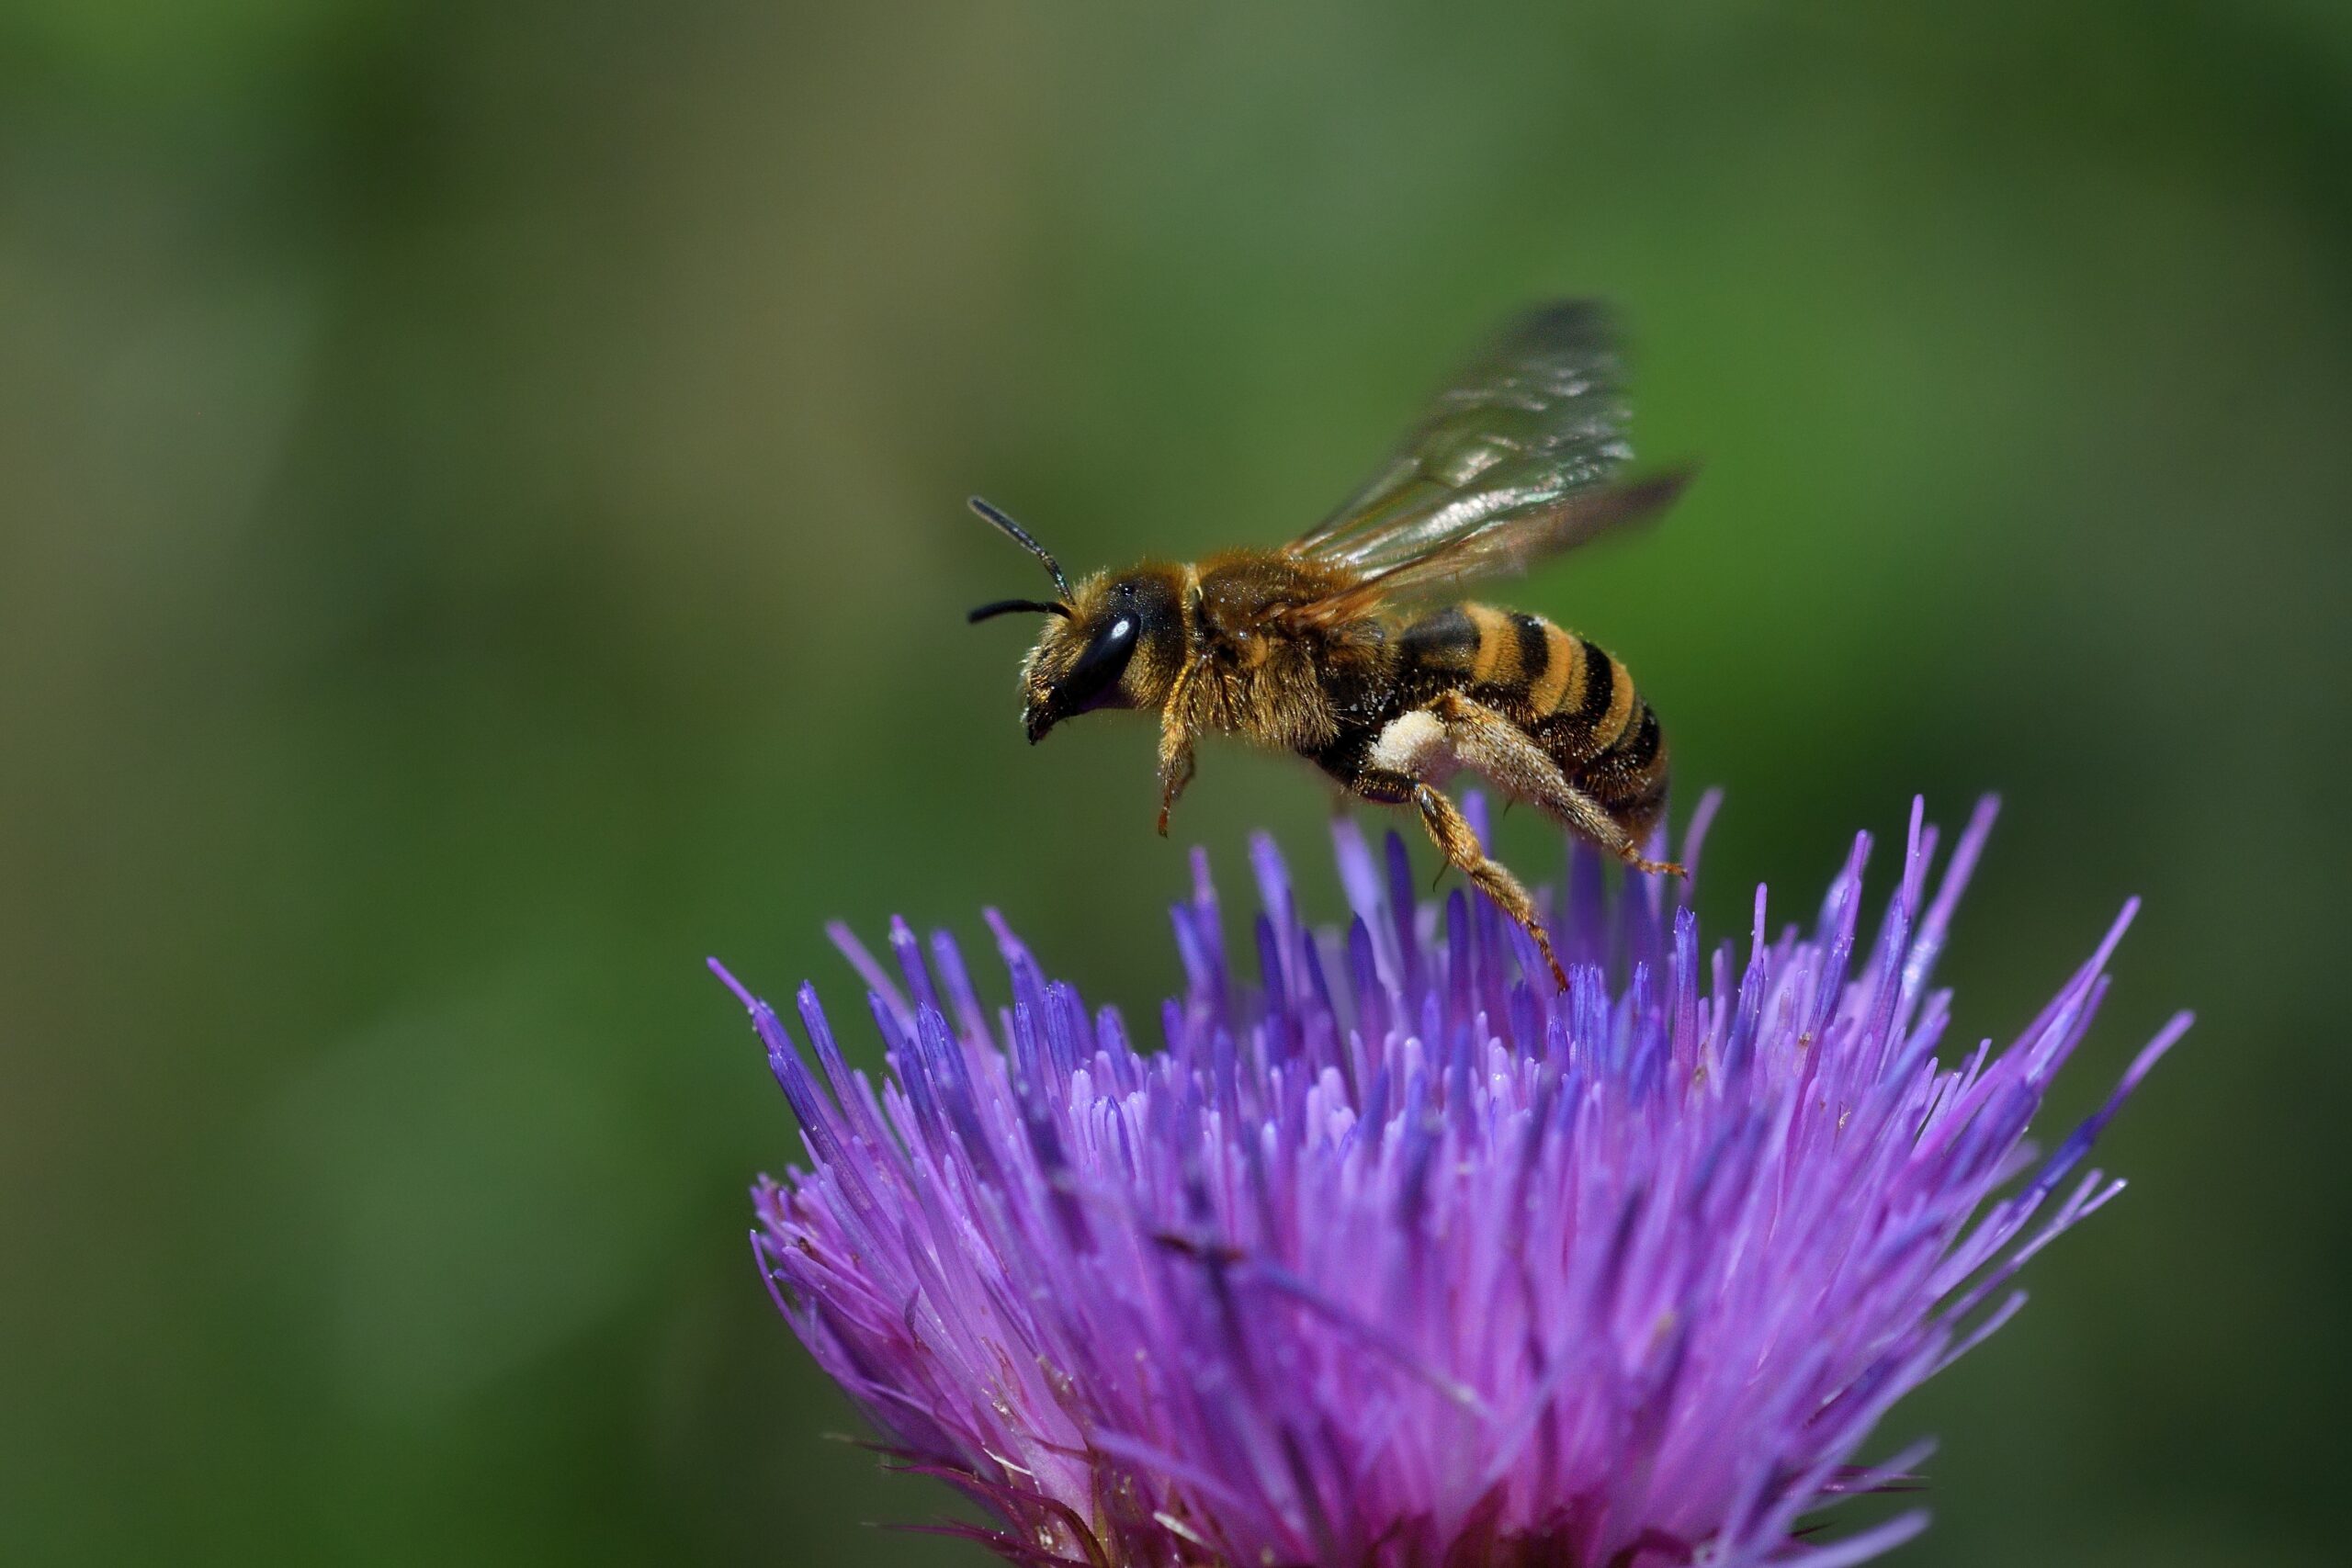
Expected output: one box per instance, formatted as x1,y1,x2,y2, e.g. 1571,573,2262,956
1012,570,1185,742
963,498,1186,744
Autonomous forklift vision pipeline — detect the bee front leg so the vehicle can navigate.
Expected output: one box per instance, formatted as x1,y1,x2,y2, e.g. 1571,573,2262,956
1155,721,1197,837
1154,659,1204,837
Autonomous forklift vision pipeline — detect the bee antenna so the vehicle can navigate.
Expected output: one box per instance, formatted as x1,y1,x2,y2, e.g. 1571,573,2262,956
967,495,1071,600
967,598,1071,625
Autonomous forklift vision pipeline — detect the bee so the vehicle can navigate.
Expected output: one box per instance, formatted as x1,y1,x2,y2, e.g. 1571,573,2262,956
967,301,1691,988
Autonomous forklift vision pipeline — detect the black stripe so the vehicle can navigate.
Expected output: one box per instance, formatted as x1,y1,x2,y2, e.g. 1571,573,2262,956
1510,614,1550,690
1398,606,1478,669
1568,637,1616,728
1611,703,1661,772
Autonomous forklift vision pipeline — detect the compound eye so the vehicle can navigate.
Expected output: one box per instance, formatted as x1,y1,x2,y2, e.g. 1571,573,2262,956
1059,611,1138,713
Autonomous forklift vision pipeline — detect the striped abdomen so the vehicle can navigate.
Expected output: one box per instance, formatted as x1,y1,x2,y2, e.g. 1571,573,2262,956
1396,602,1668,828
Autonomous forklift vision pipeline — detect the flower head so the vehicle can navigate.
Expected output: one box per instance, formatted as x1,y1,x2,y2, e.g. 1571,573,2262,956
718,796,2185,1568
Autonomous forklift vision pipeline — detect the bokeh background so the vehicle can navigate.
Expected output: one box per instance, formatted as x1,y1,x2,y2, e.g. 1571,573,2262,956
4,3,2346,1563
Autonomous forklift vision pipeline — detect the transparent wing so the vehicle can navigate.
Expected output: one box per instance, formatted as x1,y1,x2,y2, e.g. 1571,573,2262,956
1279,468,1690,630
1290,300,1641,577
1352,467,1688,596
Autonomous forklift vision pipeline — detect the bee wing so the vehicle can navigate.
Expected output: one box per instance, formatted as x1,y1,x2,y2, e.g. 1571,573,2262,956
1279,469,1691,629
1348,466,1690,599
1286,301,1678,592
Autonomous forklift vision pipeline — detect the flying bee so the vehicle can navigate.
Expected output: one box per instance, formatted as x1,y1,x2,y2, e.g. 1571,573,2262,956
967,301,1691,989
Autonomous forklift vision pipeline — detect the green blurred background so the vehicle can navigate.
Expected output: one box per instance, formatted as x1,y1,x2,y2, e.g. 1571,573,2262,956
3,2,2346,1563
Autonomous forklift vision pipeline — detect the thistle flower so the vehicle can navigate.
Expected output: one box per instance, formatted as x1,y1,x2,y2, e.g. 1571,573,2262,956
717,796,2185,1568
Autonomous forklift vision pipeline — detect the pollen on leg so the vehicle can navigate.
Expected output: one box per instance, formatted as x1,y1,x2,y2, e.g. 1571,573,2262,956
1367,709,1451,778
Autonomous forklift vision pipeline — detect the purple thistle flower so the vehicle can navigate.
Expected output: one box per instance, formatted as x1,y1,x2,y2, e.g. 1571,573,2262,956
717,795,2186,1568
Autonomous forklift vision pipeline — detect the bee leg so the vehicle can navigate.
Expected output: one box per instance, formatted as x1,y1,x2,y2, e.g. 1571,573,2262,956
1616,843,1685,878
1429,691,1685,878
1539,776,1683,877
1155,718,1197,837
1363,768,1567,991
1154,656,1206,836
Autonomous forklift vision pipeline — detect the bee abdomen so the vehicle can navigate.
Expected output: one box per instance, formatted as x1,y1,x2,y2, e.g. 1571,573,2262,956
1534,629,1635,760
1396,603,1548,698
1577,695,1669,829
1542,626,1666,812
1395,604,1481,680
1396,602,1669,825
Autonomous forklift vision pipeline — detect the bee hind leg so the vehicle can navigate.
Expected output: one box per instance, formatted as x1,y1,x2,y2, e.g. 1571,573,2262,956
1359,766,1567,991
1429,691,1685,878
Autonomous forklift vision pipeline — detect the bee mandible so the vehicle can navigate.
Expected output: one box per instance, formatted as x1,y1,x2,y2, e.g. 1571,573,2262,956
967,301,1691,990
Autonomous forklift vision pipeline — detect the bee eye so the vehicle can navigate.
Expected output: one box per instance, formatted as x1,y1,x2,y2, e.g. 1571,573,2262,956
1059,613,1139,713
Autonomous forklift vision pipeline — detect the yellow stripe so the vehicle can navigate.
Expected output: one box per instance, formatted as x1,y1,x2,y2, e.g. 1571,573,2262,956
1527,622,1581,714
1466,604,1517,684
1590,655,1636,749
